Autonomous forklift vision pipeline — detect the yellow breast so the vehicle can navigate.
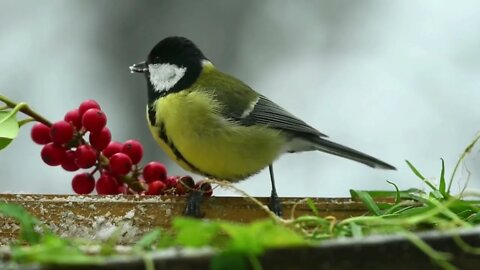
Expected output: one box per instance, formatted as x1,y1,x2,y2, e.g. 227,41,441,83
147,91,286,181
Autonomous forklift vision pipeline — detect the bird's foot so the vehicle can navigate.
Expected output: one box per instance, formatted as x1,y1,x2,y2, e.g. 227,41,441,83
269,190,283,217
184,190,204,218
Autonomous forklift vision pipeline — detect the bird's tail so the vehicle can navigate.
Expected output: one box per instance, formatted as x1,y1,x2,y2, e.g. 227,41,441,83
312,137,396,170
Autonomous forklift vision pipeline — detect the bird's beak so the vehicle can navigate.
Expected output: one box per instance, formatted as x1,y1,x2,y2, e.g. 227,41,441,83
129,61,147,74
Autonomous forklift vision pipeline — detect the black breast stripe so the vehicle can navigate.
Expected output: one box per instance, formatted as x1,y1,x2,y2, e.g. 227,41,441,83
150,105,257,180
157,122,213,178
148,105,156,126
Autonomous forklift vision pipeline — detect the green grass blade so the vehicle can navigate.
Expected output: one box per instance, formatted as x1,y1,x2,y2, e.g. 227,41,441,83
406,160,439,193
439,158,447,198
406,160,426,180
350,190,382,216
386,180,401,204
306,198,319,216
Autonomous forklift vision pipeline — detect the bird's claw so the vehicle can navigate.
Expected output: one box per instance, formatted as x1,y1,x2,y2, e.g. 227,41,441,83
269,190,283,217
184,190,205,218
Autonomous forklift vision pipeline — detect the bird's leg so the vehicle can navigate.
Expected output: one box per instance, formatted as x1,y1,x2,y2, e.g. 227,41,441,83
268,164,283,216
184,190,204,218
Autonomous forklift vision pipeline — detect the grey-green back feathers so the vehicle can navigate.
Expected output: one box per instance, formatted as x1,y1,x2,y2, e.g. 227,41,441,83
137,36,396,171
196,67,395,170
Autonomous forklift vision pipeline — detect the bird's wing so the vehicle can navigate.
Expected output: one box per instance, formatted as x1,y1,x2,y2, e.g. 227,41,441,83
203,70,326,138
237,94,327,137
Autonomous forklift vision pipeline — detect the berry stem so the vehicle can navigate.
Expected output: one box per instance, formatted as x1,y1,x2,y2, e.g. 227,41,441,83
99,153,110,167
0,95,52,126
97,152,145,192
90,166,100,176
119,175,145,192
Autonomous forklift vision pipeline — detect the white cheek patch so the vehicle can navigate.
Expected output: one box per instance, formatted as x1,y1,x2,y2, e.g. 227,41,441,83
148,63,187,92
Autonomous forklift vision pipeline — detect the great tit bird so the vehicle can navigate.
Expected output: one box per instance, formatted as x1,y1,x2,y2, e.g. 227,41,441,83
130,36,395,216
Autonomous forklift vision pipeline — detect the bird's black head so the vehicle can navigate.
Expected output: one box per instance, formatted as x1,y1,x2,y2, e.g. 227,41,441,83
130,36,208,107
147,36,206,67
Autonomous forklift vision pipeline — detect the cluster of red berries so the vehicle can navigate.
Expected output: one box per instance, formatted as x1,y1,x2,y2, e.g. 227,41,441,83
30,99,212,198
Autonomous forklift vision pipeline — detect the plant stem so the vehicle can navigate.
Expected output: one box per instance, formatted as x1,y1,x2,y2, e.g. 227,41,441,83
0,95,51,126
448,132,480,193
120,175,146,192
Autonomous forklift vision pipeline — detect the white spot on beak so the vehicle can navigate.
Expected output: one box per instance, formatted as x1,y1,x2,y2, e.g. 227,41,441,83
148,63,186,92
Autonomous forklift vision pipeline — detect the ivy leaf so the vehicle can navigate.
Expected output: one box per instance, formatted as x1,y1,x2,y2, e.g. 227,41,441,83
172,217,220,247
219,220,306,255
0,111,19,150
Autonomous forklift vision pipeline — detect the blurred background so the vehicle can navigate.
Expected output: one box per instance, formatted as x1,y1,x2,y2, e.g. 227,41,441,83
1,1,480,197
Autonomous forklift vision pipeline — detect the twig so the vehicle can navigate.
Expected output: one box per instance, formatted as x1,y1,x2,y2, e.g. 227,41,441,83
0,95,51,126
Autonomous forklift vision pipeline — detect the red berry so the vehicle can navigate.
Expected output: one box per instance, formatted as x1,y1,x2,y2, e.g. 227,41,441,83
175,176,195,195
64,109,82,130
142,162,167,183
109,153,132,175
89,127,111,150
165,175,179,188
195,181,213,198
61,150,79,171
40,143,66,166
145,180,166,195
31,123,52,145
75,145,97,169
78,99,101,117
117,185,128,194
71,173,95,194
82,108,107,134
102,141,123,158
50,121,74,145
121,139,143,164
96,173,119,195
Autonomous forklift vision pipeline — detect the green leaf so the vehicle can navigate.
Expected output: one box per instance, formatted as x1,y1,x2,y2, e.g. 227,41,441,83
429,190,444,200
439,158,448,198
406,160,439,193
386,180,401,204
219,222,264,255
0,137,12,150
219,219,305,255
0,111,19,150
466,212,480,224
134,228,162,251
406,160,426,180
349,188,422,200
11,234,100,264
173,217,220,247
0,203,41,244
306,198,319,216
294,216,331,227
397,205,434,218
350,222,363,238
349,190,382,216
